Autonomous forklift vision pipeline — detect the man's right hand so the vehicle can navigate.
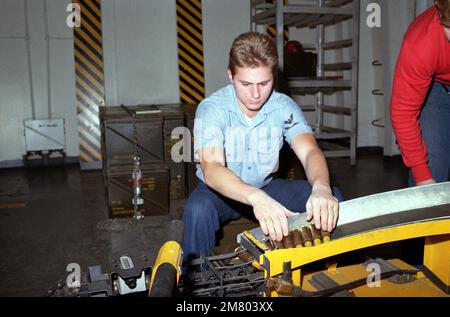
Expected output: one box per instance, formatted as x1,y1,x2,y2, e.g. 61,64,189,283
416,178,436,186
247,190,296,241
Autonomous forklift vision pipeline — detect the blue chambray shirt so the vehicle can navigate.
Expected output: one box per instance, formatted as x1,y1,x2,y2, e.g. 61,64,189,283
193,84,313,188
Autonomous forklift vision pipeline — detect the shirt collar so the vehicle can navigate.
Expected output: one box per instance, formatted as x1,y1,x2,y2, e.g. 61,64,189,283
227,84,281,125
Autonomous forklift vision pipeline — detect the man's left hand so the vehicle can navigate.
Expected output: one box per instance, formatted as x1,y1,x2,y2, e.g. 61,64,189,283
416,178,436,186
305,183,339,232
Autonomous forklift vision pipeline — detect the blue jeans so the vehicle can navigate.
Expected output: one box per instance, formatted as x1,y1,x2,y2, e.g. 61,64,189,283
408,82,450,186
182,178,344,262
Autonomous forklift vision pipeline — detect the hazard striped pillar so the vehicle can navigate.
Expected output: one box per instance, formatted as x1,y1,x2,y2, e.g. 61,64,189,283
73,0,104,170
267,0,289,43
266,25,289,44
176,0,205,104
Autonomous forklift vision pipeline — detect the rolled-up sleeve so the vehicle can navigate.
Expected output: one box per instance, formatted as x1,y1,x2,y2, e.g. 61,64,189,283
193,101,225,160
281,97,313,145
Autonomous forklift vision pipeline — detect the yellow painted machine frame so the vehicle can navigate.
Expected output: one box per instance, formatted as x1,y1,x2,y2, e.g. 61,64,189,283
258,219,450,296
424,234,450,292
148,240,183,294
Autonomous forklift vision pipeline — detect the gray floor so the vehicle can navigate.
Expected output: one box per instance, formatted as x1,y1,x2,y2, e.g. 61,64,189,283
0,152,408,296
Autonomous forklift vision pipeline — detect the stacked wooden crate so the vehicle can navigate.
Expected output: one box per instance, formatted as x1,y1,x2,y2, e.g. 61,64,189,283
100,104,196,218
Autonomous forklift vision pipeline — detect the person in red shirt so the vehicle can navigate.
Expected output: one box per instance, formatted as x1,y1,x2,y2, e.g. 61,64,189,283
390,0,450,186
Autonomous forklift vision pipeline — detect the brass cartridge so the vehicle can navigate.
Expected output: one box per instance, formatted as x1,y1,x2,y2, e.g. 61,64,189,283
291,229,303,248
310,226,322,246
283,232,294,248
321,229,331,243
301,226,313,247
272,239,284,250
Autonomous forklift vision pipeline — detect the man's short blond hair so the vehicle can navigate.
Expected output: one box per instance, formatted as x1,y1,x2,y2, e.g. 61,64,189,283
228,32,278,76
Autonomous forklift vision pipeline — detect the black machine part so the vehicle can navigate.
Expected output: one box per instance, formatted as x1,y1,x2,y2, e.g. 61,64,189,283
110,250,150,286
149,263,178,297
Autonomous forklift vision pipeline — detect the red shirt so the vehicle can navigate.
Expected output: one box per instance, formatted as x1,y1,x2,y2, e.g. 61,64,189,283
390,6,450,183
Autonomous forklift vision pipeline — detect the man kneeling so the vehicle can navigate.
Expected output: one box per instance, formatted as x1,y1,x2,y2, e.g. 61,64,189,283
182,32,343,263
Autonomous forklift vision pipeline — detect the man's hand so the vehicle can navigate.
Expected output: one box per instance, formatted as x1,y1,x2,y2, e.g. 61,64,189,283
416,178,436,186
305,183,339,232
248,190,296,241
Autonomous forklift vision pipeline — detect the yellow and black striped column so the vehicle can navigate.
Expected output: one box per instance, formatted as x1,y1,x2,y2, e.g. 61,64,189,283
267,0,289,43
73,0,104,170
266,25,289,44
176,0,205,104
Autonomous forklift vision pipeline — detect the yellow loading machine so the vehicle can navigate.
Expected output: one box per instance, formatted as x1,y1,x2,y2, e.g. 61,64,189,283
235,182,450,297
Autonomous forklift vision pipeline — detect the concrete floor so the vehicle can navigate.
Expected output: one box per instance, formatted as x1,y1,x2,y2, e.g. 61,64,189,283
0,152,409,296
